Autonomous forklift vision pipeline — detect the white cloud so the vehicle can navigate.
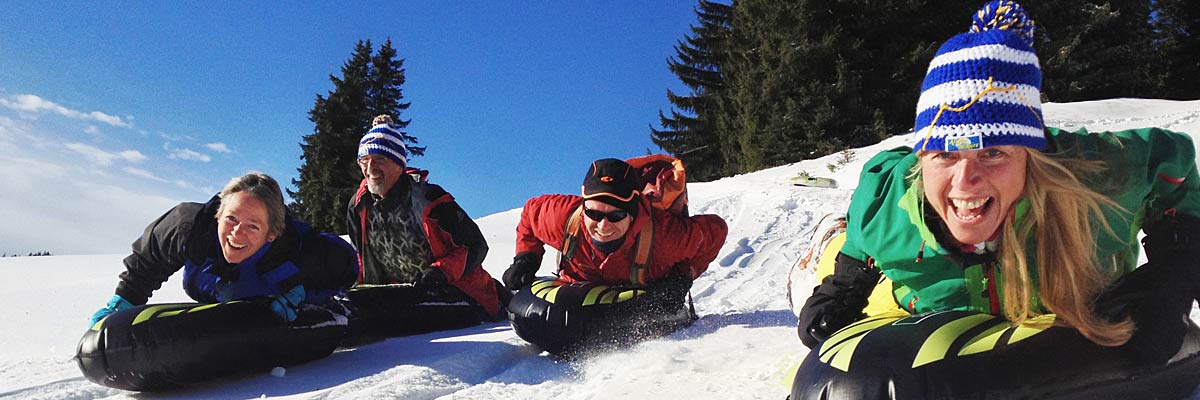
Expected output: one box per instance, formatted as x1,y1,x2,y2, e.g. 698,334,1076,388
205,142,232,153
84,125,99,135
0,94,132,128
168,148,211,162
0,146,183,254
118,150,146,162
65,143,146,166
125,166,167,182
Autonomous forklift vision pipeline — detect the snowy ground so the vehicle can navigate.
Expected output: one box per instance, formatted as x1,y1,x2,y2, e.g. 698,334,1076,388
1,98,1198,399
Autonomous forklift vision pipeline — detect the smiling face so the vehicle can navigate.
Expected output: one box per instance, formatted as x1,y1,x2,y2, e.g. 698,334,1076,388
216,191,278,263
358,154,405,197
919,145,1028,245
582,199,633,243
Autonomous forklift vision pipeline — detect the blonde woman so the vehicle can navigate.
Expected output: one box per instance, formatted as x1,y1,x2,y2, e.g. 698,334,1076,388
797,0,1199,366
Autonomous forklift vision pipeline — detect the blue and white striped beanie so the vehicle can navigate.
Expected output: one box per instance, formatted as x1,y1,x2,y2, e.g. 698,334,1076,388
912,1,1045,153
357,115,408,166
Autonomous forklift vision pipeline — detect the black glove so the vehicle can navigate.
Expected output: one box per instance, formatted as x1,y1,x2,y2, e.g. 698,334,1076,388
1093,262,1192,364
1141,213,1200,299
502,252,540,291
417,267,448,289
649,265,693,304
797,253,880,349
1093,213,1200,364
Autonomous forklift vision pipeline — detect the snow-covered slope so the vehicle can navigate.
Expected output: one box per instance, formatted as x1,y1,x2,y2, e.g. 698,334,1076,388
1,98,1198,399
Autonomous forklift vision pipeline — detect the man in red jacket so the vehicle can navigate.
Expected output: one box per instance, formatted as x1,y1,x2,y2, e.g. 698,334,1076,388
503,158,728,307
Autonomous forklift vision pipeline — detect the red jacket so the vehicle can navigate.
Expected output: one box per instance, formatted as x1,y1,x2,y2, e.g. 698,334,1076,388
348,171,502,318
515,194,728,284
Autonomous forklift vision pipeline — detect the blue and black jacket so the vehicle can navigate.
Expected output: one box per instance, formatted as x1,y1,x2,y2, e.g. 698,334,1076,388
114,195,359,306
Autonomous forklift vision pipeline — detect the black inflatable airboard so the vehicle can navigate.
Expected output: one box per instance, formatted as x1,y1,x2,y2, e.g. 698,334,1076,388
790,310,1200,399
341,283,488,345
76,299,345,391
507,278,693,356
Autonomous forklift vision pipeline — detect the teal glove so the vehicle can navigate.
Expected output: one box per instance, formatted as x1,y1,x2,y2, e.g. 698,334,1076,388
88,295,134,328
271,285,305,323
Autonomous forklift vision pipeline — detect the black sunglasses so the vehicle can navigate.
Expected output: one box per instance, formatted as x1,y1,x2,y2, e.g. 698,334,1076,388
583,208,629,223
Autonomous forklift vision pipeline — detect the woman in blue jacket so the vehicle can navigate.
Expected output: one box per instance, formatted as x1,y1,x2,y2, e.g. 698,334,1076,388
87,172,358,326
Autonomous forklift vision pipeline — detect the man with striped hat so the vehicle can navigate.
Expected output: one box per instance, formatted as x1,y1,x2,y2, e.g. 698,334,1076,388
346,115,508,336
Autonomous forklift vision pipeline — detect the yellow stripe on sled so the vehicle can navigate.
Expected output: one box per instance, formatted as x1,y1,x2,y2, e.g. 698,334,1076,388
544,287,562,303
615,289,644,303
958,322,1010,356
131,304,183,325
1009,315,1054,345
819,313,905,359
912,313,994,368
582,286,608,306
818,312,904,370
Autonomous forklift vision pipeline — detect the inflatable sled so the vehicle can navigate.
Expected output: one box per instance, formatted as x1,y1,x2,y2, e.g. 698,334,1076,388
507,278,694,356
76,299,347,391
789,309,1200,399
342,283,491,345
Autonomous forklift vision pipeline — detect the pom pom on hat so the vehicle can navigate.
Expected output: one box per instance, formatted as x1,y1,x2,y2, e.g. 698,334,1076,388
358,114,409,166
971,1,1035,47
912,1,1045,153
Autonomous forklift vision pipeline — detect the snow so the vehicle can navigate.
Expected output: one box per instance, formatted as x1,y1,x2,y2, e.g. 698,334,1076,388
1,98,1198,399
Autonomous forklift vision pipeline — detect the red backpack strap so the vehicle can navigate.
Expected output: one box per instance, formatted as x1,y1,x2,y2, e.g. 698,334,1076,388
357,205,369,284
628,218,653,285
562,204,654,286
558,205,585,271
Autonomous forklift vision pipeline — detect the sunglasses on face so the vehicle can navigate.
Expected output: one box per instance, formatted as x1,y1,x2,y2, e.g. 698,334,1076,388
583,208,629,223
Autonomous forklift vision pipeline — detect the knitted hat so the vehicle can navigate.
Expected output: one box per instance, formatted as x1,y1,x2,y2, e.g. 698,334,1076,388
357,115,408,166
582,158,640,214
912,1,1045,153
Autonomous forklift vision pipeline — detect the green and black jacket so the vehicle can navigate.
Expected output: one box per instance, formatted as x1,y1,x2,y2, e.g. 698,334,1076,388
840,127,1200,315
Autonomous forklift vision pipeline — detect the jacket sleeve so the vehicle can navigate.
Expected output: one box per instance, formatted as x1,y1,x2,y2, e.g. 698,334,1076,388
514,194,579,262
115,203,202,305
797,252,880,348
427,193,489,281
1127,128,1200,221
652,211,729,280
294,230,359,295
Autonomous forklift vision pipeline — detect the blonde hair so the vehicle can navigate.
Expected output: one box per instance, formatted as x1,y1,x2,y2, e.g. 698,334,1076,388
913,149,1134,346
217,172,287,237
998,149,1132,346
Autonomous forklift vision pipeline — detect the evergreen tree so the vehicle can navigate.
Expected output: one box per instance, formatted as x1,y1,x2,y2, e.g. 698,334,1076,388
717,1,969,173
1031,0,1157,101
1152,0,1200,99
290,39,419,234
651,0,732,181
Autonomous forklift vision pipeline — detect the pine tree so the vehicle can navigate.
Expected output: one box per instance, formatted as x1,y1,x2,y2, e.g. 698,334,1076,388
1152,0,1200,99
651,0,732,181
717,1,970,173
290,39,420,234
368,40,423,156
1032,1,1157,101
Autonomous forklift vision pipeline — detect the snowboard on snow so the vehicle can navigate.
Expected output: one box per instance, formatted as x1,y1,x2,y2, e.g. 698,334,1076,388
791,176,838,188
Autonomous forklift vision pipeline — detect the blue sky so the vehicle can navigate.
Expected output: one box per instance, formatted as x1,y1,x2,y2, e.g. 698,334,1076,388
0,2,700,254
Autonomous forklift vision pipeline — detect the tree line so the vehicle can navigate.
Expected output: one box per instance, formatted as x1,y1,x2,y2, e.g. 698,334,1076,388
290,1,1197,234
652,0,1200,181
2,251,52,257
